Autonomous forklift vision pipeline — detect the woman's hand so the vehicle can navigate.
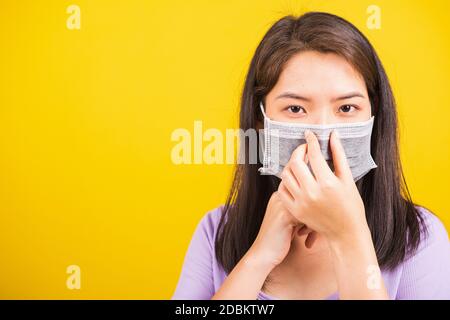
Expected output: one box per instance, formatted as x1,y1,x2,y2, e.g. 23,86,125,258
248,190,303,269
278,129,389,299
278,129,368,243
213,190,298,299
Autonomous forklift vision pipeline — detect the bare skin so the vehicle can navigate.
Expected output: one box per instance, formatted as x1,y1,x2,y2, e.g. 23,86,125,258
262,51,374,299
212,51,388,300
262,230,338,299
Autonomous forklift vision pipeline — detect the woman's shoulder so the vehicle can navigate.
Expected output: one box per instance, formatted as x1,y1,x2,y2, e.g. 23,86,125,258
194,205,227,243
400,205,450,266
393,205,450,299
172,205,227,300
414,205,449,253
200,205,226,224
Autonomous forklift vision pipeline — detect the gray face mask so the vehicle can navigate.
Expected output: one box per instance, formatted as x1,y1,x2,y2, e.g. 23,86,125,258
258,102,377,182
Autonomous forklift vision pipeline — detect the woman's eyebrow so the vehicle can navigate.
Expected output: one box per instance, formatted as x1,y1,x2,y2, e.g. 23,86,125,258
332,92,365,101
275,92,311,101
275,91,366,102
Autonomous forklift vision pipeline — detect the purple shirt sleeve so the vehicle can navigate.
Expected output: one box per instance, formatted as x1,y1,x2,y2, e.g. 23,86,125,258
395,208,450,299
171,209,219,299
172,206,450,300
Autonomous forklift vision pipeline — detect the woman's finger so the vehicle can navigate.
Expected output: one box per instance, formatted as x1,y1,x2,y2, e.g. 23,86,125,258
297,224,313,236
290,158,316,187
305,231,318,249
289,154,317,189
291,224,303,241
280,167,301,197
278,182,295,207
330,129,353,181
304,130,334,182
290,143,308,163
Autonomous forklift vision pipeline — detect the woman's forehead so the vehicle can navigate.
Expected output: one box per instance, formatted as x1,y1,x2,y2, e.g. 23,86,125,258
270,51,368,100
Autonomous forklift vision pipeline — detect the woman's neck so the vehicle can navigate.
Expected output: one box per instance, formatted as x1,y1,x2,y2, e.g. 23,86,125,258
277,232,332,273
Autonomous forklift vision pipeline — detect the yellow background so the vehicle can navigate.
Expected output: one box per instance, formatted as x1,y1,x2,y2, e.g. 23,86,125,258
0,0,449,299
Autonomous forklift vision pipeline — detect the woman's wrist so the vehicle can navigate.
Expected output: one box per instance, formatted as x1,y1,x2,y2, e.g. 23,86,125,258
326,223,389,299
212,247,275,300
327,222,373,256
244,246,277,276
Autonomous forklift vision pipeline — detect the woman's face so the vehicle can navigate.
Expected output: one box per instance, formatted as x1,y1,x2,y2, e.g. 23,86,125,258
265,51,372,124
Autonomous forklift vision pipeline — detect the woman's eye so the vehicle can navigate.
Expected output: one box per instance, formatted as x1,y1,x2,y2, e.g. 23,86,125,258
339,105,357,113
287,105,305,114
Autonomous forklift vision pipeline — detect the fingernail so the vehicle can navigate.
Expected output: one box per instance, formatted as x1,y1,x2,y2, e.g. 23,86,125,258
304,130,311,140
334,129,339,138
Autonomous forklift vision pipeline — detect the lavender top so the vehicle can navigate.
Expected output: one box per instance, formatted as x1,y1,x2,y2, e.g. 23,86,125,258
172,206,450,300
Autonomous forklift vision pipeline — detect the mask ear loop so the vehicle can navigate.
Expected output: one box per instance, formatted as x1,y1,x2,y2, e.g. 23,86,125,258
259,101,268,119
258,101,276,175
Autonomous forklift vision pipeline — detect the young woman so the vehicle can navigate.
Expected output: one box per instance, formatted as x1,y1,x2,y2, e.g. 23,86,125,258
172,12,450,300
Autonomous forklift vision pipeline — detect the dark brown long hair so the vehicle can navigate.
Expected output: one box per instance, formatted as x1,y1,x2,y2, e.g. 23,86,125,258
215,12,426,273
